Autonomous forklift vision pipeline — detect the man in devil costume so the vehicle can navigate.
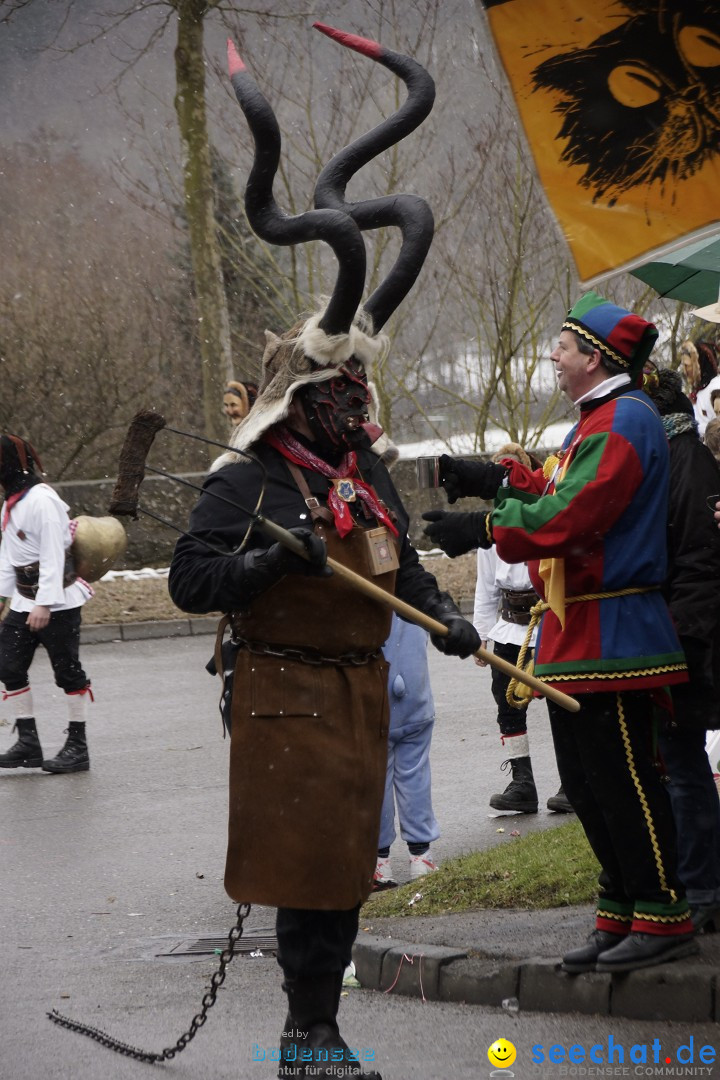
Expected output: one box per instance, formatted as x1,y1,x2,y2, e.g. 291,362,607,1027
0,434,94,772
169,26,479,1080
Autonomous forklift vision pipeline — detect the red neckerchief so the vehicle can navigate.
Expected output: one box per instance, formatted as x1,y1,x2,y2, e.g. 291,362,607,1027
264,426,399,540
2,489,30,530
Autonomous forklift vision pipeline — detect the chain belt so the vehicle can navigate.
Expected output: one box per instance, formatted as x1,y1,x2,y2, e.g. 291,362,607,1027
230,632,382,667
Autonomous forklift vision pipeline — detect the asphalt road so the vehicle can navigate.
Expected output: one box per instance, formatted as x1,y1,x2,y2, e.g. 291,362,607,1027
1,636,715,1080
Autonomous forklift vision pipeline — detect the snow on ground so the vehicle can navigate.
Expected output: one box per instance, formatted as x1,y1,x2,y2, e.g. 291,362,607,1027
395,420,572,459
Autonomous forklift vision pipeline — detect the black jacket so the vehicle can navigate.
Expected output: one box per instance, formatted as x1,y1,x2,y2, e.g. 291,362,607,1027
169,441,447,619
664,428,720,729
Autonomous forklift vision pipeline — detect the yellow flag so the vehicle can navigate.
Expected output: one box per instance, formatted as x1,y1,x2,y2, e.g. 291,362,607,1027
480,1,720,285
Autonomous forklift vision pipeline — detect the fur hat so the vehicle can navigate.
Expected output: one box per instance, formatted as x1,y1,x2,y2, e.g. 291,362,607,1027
211,311,389,471
563,292,658,377
492,442,532,468
643,367,694,418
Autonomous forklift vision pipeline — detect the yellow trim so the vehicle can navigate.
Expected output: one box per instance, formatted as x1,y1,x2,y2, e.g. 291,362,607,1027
534,663,687,685
596,908,632,924
633,911,691,925
616,692,677,905
563,320,629,368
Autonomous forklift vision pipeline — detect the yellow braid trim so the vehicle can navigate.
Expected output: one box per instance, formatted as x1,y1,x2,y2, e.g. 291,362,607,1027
616,693,676,904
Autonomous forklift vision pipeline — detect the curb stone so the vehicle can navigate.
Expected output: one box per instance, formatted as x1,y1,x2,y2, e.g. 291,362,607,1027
352,936,720,1023
81,617,217,645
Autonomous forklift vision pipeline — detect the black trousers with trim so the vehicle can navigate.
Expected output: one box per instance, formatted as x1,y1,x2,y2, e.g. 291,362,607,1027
548,690,683,908
0,608,89,694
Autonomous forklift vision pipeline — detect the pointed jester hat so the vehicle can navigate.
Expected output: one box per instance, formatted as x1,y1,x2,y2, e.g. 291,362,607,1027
216,23,435,466
563,292,658,378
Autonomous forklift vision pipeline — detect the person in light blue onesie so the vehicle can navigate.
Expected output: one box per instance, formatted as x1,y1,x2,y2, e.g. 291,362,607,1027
373,614,440,889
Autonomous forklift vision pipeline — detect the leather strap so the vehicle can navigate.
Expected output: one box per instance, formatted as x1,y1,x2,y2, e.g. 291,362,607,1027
285,461,334,525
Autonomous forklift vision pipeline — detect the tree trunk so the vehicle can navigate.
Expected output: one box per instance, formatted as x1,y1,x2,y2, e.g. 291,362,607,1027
174,0,232,446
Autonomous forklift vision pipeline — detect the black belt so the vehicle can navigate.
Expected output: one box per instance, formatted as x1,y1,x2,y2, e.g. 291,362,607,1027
14,559,77,601
499,588,537,626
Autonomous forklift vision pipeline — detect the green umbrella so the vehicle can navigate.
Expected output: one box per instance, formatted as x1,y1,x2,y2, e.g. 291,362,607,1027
630,234,720,306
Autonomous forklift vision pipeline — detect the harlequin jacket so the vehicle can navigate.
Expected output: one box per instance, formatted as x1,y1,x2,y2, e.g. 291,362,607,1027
491,385,688,694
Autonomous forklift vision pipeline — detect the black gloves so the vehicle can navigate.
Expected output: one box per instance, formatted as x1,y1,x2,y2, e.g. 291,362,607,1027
259,528,331,579
231,527,331,607
439,454,507,504
427,592,481,659
422,509,493,557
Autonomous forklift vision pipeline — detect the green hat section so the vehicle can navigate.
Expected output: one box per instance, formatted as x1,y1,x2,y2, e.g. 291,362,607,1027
563,292,658,377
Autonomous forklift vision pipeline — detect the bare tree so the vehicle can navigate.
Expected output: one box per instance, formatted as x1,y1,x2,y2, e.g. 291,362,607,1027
0,140,202,479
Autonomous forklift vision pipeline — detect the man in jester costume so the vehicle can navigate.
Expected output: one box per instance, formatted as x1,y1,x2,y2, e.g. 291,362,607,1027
424,293,697,974
170,24,480,1080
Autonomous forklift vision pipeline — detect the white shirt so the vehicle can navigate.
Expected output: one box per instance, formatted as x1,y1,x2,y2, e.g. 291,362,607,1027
0,484,92,612
473,547,538,647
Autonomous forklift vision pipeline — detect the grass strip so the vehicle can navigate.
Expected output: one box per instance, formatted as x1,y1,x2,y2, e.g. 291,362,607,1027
362,820,599,918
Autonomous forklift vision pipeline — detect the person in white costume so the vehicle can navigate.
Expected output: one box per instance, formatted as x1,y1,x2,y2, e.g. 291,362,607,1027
0,435,93,773
472,445,570,815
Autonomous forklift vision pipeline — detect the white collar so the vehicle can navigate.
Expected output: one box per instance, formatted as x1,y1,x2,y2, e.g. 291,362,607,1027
574,373,631,406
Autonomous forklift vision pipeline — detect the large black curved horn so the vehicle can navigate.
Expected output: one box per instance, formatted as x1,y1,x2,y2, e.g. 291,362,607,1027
227,40,366,337
312,24,435,334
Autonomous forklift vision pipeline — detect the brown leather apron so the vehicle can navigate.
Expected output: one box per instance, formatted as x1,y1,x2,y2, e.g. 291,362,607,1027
225,521,396,910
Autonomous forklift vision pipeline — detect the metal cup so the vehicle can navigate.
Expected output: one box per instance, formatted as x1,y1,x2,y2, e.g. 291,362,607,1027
416,455,442,489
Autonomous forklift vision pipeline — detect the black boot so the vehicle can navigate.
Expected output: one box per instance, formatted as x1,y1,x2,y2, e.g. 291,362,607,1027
561,929,627,973
595,930,698,973
489,756,538,813
0,717,43,768
279,1011,308,1078
42,722,89,773
280,973,381,1079
547,786,574,813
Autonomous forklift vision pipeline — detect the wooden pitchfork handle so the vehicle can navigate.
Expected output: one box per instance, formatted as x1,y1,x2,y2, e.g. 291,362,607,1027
257,514,580,714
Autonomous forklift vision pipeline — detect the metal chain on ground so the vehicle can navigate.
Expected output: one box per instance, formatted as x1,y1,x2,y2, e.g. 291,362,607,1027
47,902,251,1064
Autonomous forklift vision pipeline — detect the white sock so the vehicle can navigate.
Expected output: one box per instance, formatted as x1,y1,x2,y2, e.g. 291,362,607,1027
501,731,530,759
3,686,34,721
66,687,93,724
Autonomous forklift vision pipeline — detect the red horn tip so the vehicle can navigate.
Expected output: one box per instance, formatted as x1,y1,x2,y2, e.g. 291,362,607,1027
227,39,246,77
312,22,383,60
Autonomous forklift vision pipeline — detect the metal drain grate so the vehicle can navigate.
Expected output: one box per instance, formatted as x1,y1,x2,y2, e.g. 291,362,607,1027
156,928,277,958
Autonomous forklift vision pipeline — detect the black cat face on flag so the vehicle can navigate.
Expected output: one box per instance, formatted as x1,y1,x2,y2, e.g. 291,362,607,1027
480,0,720,282
530,1,720,205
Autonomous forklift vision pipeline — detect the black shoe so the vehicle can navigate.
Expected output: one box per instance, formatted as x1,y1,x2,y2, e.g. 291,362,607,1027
0,718,43,769
547,787,574,813
690,905,720,933
561,929,626,973
42,723,89,773
595,931,699,973
489,756,538,813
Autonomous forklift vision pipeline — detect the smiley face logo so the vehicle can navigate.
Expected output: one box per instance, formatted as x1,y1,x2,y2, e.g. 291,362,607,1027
488,1039,517,1069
